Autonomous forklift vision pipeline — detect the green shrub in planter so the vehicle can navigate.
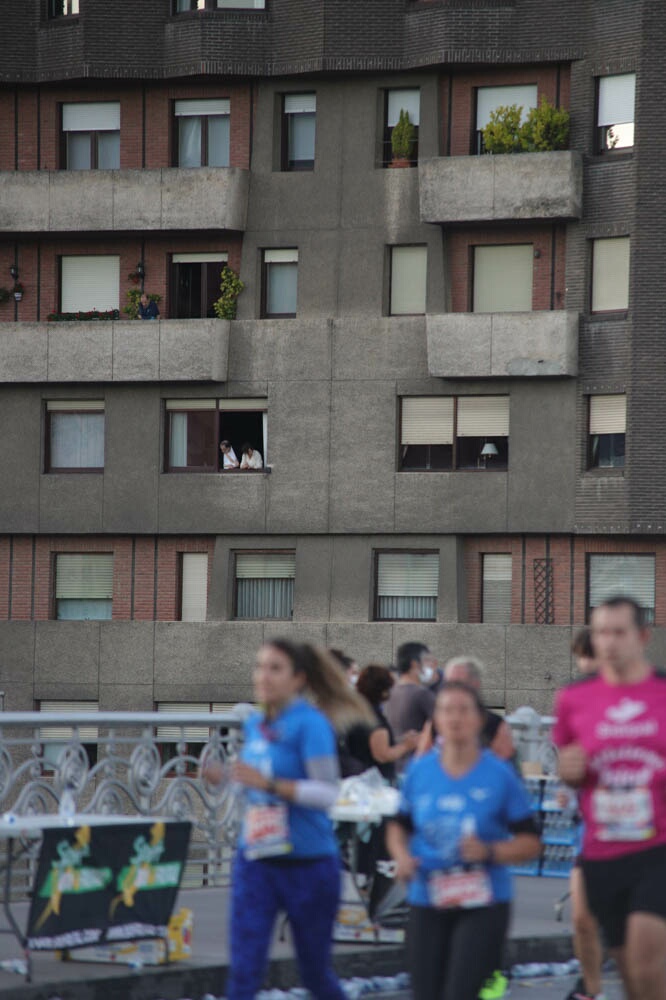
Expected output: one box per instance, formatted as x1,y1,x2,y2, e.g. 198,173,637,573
213,265,244,320
391,109,416,161
482,104,525,154
520,97,570,152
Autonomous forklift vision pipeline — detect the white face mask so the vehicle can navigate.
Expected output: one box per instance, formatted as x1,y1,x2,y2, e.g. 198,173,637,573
420,665,435,685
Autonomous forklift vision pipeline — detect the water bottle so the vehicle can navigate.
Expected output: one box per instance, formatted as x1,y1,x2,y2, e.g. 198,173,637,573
59,782,76,824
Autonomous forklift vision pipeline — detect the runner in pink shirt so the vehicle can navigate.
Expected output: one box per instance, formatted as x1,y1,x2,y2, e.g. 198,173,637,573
553,596,666,1000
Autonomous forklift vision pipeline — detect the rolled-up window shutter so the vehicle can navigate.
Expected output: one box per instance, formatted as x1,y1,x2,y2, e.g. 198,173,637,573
172,253,228,264
236,553,295,578
56,554,113,598
264,249,299,263
165,399,216,410
592,238,630,312
391,246,427,315
589,555,654,613
181,553,208,622
589,395,626,434
39,701,99,741
284,94,316,114
401,398,454,445
219,399,267,411
61,255,120,313
474,245,533,313
174,99,230,117
387,89,420,127
598,74,635,126
62,102,120,132
476,85,537,130
457,397,510,437
482,554,512,624
47,400,104,412
377,553,439,597
157,703,210,741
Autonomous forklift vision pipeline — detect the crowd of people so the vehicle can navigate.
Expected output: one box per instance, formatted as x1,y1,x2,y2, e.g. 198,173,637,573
203,593,666,1000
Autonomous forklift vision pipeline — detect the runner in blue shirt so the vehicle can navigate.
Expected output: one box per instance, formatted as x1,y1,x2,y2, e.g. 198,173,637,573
387,681,540,1000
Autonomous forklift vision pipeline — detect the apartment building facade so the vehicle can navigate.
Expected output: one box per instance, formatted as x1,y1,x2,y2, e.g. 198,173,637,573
0,0,661,718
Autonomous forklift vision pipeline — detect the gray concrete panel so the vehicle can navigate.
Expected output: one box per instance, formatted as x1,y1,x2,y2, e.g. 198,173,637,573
111,170,164,232
263,623,328,648
34,622,101,689
0,392,41,532
292,539,332,621
154,621,264,702
0,622,36,684
266,479,329,533
228,320,331,381
47,324,114,382
111,322,160,381
0,172,49,232
341,165,421,232
325,623,395,667
505,626,574,691
0,325,48,381
3,684,35,711
39,475,104,533
328,538,374,622
437,537,462,623
333,318,429,380
267,379,330,481
103,390,160,533
161,168,249,231
395,472,509,533
99,622,155,687
506,688,558,715
49,171,114,232
158,474,268,534
158,320,229,382
99,684,154,711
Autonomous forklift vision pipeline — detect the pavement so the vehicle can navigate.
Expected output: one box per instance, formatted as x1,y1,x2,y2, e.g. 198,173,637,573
0,876,592,1000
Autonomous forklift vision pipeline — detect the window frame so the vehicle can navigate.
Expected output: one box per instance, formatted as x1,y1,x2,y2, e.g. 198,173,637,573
45,402,105,474
47,0,80,18
595,74,636,155
382,88,420,168
233,549,296,621
281,93,316,172
172,100,231,168
261,249,298,319
164,398,268,474
172,0,266,11
586,553,656,625
398,396,510,472
590,236,630,316
52,552,114,621
373,549,439,623
481,553,513,624
473,83,538,156
587,394,626,471
472,243,534,314
389,244,428,316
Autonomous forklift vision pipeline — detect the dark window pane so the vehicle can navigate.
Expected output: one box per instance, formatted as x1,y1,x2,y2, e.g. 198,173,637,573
590,432,625,468
430,445,453,470
456,436,509,470
400,445,428,470
67,132,91,170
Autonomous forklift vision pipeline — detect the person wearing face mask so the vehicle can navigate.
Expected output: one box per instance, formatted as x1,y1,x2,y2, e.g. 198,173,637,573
384,643,437,760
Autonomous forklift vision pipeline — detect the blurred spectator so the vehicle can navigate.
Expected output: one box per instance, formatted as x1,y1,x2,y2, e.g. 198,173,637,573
219,440,239,470
240,443,264,470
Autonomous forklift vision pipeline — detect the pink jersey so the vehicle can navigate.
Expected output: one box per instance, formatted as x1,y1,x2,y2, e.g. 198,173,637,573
553,670,666,860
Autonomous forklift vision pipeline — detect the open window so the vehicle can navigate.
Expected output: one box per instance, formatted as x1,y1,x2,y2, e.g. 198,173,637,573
589,395,626,469
597,74,635,153
456,396,509,469
219,399,267,471
171,252,228,318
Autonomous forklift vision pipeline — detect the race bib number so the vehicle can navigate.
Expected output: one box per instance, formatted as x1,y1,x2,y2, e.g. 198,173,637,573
593,788,655,842
428,868,492,909
243,803,292,860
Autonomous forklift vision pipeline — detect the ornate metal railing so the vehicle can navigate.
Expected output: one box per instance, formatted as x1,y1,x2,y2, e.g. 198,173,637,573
0,711,244,897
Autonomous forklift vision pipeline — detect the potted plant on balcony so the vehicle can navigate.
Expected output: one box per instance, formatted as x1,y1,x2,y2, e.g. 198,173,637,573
213,265,244,320
390,109,415,167
12,282,24,302
482,98,570,154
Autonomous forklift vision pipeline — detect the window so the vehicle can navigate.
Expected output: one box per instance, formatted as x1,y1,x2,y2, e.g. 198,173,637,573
375,552,439,621
399,396,509,470
46,401,104,473
60,255,120,313
475,84,537,154
383,88,420,166
588,554,655,624
235,552,295,619
174,0,265,10
597,74,635,152
390,245,427,315
473,245,533,313
48,0,79,16
61,103,120,170
262,249,298,318
174,99,230,168
165,398,267,472
482,555,512,624
39,700,98,770
171,252,228,318
180,553,208,621
282,94,316,171
54,554,113,620
589,395,626,469
591,237,630,313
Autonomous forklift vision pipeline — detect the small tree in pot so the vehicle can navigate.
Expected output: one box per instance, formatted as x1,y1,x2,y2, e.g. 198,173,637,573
391,109,415,167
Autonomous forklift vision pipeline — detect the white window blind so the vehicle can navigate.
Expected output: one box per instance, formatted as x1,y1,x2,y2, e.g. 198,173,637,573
401,398,454,445
219,399,267,411
482,554,512,624
589,555,655,614
39,701,99,741
476,85,537,130
172,253,228,264
181,553,208,622
264,249,299,263
391,245,427,315
377,553,439,597
457,397,510,437
55,554,113,598
387,89,420,127
598,74,636,126
166,399,217,410
284,93,316,114
156,703,211,741
589,395,626,435
62,102,120,132
592,237,630,312
474,245,533,313
174,99,230,117
61,255,120,312
236,553,295,579
47,400,104,412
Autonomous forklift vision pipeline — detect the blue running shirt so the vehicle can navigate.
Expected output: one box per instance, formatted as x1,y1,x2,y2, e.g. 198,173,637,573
398,749,533,905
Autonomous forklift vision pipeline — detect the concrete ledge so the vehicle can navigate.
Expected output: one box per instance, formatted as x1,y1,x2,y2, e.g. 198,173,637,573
0,167,249,232
426,310,579,377
419,151,582,223
0,319,229,382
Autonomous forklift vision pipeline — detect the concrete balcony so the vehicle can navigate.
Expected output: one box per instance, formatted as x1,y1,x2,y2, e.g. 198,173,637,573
0,167,249,233
426,310,579,378
419,151,582,223
0,319,229,382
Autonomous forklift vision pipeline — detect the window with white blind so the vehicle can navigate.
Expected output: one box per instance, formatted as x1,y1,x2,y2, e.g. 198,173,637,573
475,84,537,153
262,249,298,317
174,0,265,10
39,700,98,769
597,74,635,152
61,255,120,313
282,94,316,171
62,102,120,170
400,396,509,470
54,553,113,620
591,237,630,313
588,554,655,624
482,554,512,624
180,553,208,621
390,245,427,315
235,552,295,619
589,394,626,469
473,245,533,313
383,88,420,166
49,0,79,16
46,401,104,472
174,99,230,168
165,398,268,472
375,552,439,621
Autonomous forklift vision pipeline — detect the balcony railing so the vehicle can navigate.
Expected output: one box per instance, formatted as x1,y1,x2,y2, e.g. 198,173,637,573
0,711,243,897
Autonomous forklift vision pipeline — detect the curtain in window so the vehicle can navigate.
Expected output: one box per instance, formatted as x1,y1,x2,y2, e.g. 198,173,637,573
169,413,188,467
289,114,316,162
377,596,437,619
207,116,230,167
589,555,655,619
67,132,91,170
51,413,104,469
267,263,297,314
179,117,202,168
236,579,294,618
97,131,120,169
377,552,439,621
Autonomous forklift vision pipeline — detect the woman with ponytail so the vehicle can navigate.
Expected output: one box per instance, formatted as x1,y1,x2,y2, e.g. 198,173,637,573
212,638,372,1000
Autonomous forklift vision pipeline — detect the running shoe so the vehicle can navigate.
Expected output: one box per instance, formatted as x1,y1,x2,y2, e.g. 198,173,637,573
564,979,607,1000
478,970,508,1000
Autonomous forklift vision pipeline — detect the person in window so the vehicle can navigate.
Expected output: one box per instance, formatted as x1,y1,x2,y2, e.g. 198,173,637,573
138,293,159,320
219,440,239,470
240,442,264,470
